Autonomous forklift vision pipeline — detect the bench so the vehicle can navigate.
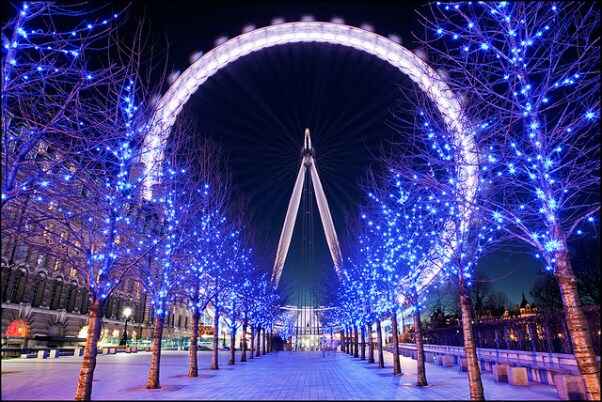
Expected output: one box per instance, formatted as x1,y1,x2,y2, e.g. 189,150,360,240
553,374,586,400
479,354,576,386
100,347,117,354
503,359,575,386
508,366,529,386
20,353,36,359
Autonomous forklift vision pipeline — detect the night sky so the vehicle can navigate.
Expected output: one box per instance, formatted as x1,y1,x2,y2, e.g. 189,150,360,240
100,1,565,304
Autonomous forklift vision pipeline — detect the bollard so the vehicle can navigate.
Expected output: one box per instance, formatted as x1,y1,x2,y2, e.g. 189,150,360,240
37,350,49,359
49,349,59,359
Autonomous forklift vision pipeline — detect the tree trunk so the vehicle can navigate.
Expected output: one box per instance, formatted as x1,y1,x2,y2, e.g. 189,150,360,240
349,326,355,357
187,307,200,377
348,327,353,355
255,326,261,357
367,324,375,363
459,274,484,400
376,319,385,368
555,245,600,400
391,312,402,375
241,320,247,362
414,307,427,386
543,320,554,353
561,320,572,353
229,327,236,365
211,308,219,370
266,329,270,353
74,299,104,400
360,325,366,360
261,328,266,355
527,322,537,352
339,330,345,353
494,328,501,350
146,314,165,389
250,325,255,359
352,326,358,357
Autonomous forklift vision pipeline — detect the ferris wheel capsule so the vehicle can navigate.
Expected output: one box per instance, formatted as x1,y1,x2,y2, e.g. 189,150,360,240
242,24,256,34
214,36,228,46
167,70,180,84
413,47,428,61
189,51,203,64
388,34,401,44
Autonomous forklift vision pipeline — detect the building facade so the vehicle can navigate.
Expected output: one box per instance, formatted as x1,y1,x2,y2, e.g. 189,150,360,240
1,141,199,353
1,236,195,352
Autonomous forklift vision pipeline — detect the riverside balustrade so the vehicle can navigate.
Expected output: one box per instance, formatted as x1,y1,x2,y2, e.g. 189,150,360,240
401,307,600,356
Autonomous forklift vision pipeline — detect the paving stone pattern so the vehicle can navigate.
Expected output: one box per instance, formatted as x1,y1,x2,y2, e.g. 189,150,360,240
1,350,560,400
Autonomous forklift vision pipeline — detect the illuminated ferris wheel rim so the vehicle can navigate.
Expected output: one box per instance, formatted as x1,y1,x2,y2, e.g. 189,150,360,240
140,20,479,294
279,305,335,311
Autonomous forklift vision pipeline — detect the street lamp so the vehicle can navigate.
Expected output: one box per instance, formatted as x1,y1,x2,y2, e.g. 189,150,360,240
119,307,132,346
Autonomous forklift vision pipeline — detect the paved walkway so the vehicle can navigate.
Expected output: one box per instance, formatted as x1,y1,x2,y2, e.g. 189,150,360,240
1,350,560,400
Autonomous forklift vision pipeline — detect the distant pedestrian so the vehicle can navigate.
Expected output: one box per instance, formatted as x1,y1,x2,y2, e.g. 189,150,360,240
320,337,328,358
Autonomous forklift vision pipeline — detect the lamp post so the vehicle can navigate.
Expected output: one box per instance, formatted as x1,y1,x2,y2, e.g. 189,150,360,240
120,307,132,346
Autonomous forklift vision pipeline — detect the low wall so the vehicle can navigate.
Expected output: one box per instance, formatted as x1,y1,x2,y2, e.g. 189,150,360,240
395,342,600,385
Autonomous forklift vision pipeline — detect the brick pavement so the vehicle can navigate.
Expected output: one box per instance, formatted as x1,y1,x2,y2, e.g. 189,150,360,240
1,350,560,400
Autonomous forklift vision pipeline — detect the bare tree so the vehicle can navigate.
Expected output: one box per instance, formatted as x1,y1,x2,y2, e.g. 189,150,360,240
417,2,600,398
387,72,503,398
180,137,230,377
140,122,212,389
16,71,156,400
2,9,161,397
1,3,129,213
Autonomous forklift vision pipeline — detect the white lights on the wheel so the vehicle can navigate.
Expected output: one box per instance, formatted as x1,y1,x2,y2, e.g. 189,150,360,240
140,21,478,294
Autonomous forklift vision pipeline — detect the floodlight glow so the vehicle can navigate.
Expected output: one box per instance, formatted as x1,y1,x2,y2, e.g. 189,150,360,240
140,21,478,293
